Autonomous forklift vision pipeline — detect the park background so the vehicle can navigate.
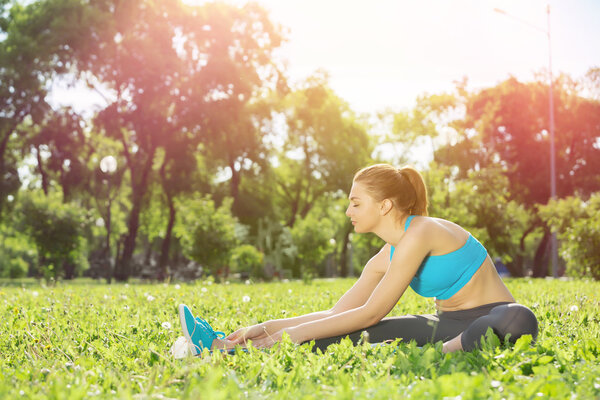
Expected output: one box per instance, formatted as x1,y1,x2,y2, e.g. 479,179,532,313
1,0,599,283
2,1,600,399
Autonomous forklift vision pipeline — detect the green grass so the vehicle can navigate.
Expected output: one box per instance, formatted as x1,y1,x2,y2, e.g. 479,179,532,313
2,278,599,399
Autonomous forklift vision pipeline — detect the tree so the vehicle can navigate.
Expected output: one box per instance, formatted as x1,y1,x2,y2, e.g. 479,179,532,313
437,74,600,276
24,107,89,200
78,0,285,281
0,0,103,219
275,72,372,228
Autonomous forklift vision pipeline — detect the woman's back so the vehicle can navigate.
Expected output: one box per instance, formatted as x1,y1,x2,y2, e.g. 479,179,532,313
391,216,515,311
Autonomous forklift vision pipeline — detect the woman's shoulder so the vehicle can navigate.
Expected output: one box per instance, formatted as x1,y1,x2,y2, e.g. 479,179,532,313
406,215,448,231
408,216,471,250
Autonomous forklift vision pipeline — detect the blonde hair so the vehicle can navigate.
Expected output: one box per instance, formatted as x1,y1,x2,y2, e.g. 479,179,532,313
353,164,428,216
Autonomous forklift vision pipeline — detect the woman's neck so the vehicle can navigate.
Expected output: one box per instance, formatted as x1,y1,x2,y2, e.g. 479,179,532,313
374,213,410,246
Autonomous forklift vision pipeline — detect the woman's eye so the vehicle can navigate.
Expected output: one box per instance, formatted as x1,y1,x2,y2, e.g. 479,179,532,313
353,204,359,207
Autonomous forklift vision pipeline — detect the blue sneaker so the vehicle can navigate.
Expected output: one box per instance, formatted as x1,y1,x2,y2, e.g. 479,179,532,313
178,304,218,355
195,317,226,341
193,318,249,355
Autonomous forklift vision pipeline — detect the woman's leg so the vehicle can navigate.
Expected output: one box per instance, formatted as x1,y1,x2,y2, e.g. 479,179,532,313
460,303,539,351
303,313,472,353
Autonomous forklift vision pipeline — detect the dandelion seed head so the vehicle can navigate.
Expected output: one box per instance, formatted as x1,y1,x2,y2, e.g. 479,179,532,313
201,287,207,293
242,295,251,303
570,305,579,312
162,322,172,329
174,284,181,290
147,295,155,301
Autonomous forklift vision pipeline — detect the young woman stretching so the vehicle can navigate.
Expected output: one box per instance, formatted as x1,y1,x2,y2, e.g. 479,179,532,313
178,164,538,355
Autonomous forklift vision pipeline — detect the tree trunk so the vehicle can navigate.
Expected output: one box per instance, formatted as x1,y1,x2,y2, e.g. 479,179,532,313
339,223,352,277
506,222,539,277
63,261,76,280
286,175,304,227
114,148,155,282
0,122,19,219
532,228,550,277
158,196,176,281
229,159,241,207
36,145,49,195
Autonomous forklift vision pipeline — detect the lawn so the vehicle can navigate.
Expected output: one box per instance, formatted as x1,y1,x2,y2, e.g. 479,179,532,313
2,278,599,399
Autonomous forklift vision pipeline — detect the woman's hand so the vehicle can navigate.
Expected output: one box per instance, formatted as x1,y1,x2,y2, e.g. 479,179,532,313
226,323,270,345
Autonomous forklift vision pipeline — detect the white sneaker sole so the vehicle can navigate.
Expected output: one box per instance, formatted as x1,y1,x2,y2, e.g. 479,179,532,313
178,304,200,356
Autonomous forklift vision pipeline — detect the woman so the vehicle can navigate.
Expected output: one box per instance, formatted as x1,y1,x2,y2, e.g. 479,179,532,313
179,164,538,355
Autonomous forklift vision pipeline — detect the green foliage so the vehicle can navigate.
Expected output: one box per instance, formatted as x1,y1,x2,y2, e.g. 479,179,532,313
0,223,36,278
290,211,336,279
17,191,89,279
230,244,264,279
254,217,297,278
426,164,533,275
539,193,600,279
275,72,372,227
0,278,599,399
175,195,239,276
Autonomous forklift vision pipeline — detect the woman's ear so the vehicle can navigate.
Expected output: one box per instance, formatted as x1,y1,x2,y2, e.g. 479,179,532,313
380,199,393,215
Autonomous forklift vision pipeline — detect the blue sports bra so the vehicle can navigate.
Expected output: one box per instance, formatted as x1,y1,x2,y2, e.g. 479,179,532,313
390,216,488,300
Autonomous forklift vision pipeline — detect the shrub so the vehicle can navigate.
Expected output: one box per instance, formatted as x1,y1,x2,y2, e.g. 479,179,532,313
175,195,239,278
290,213,336,280
18,191,90,279
0,224,36,278
230,244,264,279
539,193,600,280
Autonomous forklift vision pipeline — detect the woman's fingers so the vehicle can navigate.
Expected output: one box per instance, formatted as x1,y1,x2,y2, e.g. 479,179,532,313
225,328,243,341
226,326,257,343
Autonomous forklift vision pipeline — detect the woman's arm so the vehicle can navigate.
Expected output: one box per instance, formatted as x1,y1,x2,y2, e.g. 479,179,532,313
227,246,390,343
276,230,431,345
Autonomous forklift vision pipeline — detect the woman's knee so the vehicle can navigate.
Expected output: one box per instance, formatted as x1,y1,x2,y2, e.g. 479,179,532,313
461,303,538,351
491,303,538,342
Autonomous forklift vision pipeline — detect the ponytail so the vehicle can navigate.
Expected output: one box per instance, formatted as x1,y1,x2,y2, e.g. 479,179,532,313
398,167,428,216
353,163,429,218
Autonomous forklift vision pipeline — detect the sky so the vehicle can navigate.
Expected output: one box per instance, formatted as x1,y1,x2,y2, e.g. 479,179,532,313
247,0,600,114
50,0,600,116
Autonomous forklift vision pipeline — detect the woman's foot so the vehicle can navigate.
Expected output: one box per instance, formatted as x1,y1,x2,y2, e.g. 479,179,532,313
179,304,223,355
442,333,463,353
178,304,246,355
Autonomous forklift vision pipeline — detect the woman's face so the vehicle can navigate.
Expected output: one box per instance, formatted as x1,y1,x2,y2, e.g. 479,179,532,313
345,182,381,233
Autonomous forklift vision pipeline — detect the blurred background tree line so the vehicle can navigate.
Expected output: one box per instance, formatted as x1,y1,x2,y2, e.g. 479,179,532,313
1,0,599,282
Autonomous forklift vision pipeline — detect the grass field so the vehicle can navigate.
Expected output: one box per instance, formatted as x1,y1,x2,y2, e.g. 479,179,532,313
2,277,599,399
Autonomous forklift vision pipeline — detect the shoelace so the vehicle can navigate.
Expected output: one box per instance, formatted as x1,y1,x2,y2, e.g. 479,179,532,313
195,317,226,340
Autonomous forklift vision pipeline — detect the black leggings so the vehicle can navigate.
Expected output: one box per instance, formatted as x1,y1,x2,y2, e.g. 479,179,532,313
303,302,538,352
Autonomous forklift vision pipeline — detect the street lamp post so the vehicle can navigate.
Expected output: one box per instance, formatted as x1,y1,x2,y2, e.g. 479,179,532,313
100,155,117,283
494,5,558,278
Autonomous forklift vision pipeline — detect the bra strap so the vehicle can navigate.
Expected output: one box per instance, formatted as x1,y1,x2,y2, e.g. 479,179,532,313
404,215,415,231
